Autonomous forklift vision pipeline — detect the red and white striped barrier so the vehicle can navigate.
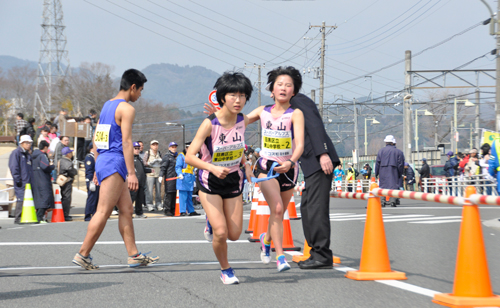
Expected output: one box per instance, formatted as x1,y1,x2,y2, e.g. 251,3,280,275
468,194,500,206
371,188,465,206
330,191,370,200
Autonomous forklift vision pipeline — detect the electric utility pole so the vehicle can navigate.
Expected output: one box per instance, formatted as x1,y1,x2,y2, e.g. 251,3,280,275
309,22,337,119
404,50,412,162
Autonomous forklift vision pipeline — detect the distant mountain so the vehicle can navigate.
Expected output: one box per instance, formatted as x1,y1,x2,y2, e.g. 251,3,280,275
141,63,221,112
0,55,38,71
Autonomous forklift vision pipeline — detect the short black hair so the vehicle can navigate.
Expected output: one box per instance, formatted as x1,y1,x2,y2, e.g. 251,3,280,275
138,141,143,145
89,109,97,115
266,66,302,95
17,113,24,119
41,126,50,132
60,135,69,141
52,124,58,130
28,117,35,124
84,116,91,121
120,69,147,91
481,143,491,156
45,121,52,126
214,72,253,107
39,140,50,150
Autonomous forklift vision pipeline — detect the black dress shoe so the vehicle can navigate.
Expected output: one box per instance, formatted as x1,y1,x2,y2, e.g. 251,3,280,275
65,217,73,221
165,212,173,216
298,256,313,266
299,259,333,270
180,213,186,216
188,212,201,216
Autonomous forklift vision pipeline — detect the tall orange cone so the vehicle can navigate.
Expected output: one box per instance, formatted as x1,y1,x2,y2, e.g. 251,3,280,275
20,183,38,224
245,183,261,233
345,182,407,280
248,194,270,242
51,189,65,223
336,180,342,193
292,240,341,264
287,195,300,220
174,190,180,217
433,186,500,307
271,209,300,251
356,180,362,193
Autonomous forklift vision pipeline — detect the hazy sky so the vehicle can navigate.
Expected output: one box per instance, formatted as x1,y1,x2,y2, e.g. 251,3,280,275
1,0,497,105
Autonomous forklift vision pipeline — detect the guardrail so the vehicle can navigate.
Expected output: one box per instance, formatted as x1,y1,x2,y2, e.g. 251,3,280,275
422,174,498,196
329,183,500,307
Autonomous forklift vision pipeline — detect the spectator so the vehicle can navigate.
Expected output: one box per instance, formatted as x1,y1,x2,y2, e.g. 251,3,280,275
48,124,58,140
37,126,51,148
418,158,430,191
15,113,28,144
144,140,162,211
403,162,415,191
176,142,199,216
132,142,150,218
375,135,404,207
138,141,145,160
9,135,34,224
365,163,372,179
32,140,55,223
34,120,52,145
334,164,344,182
58,147,77,221
84,143,99,221
54,136,69,169
480,143,492,194
53,108,67,126
346,162,356,192
465,155,479,177
89,109,98,136
444,151,458,178
159,141,179,216
19,117,36,141
489,140,500,195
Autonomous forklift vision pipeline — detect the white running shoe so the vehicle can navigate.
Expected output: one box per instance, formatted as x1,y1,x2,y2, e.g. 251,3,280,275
277,255,291,272
260,233,271,264
111,210,118,215
220,268,239,285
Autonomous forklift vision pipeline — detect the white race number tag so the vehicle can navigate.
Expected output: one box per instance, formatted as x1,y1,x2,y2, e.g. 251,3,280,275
94,124,111,150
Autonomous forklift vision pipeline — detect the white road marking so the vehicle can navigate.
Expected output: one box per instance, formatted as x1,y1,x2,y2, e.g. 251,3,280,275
409,219,462,224
380,216,461,223
384,207,499,210
0,261,265,271
312,264,440,298
0,240,251,246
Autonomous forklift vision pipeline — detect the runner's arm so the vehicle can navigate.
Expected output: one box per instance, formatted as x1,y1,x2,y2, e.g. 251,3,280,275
118,103,138,191
92,120,100,185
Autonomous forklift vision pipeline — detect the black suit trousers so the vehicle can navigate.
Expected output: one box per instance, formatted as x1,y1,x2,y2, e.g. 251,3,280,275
300,170,333,264
130,184,145,216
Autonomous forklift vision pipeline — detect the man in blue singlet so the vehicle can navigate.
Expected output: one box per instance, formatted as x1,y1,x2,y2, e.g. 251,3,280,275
72,69,159,270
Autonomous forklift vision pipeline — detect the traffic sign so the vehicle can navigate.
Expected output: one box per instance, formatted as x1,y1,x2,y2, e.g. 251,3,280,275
208,90,221,110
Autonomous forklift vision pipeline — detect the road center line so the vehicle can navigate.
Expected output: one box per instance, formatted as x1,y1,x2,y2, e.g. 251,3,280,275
0,240,250,246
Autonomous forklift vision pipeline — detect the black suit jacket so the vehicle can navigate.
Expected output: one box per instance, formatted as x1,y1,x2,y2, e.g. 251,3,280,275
290,93,340,178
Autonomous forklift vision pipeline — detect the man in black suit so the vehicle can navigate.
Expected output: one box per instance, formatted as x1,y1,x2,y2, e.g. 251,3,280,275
290,93,340,269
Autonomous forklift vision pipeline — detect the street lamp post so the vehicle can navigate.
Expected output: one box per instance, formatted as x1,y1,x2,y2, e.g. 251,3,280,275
453,99,475,152
165,122,185,148
364,117,379,155
414,109,433,164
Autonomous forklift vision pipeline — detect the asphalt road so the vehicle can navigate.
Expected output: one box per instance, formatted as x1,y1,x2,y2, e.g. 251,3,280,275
1,195,500,308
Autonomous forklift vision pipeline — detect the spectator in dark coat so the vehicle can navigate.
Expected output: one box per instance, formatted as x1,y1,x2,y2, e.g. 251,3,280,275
403,162,415,191
364,163,372,180
444,151,457,178
32,140,55,222
58,147,78,221
375,135,405,189
19,117,36,141
84,143,99,221
131,142,151,218
9,135,34,224
159,142,179,216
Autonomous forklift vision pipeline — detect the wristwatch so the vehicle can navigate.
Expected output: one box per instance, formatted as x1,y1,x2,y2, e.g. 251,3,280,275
287,159,296,168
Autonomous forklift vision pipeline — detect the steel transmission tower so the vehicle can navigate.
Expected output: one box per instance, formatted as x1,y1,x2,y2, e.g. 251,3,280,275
34,0,70,118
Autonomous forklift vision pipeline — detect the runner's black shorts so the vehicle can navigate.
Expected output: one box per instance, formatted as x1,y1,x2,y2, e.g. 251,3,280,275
197,169,244,199
255,159,297,192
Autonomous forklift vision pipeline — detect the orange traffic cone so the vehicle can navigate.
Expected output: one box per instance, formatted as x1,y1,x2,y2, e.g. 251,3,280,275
287,195,300,220
356,180,362,193
292,240,342,264
371,177,375,183
433,186,500,307
271,209,301,251
336,180,342,193
345,182,407,280
248,195,270,242
174,191,180,217
51,189,65,223
245,184,261,233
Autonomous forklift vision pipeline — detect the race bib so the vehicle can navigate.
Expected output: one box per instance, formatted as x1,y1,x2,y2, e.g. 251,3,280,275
94,124,111,150
212,143,244,168
262,129,292,157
